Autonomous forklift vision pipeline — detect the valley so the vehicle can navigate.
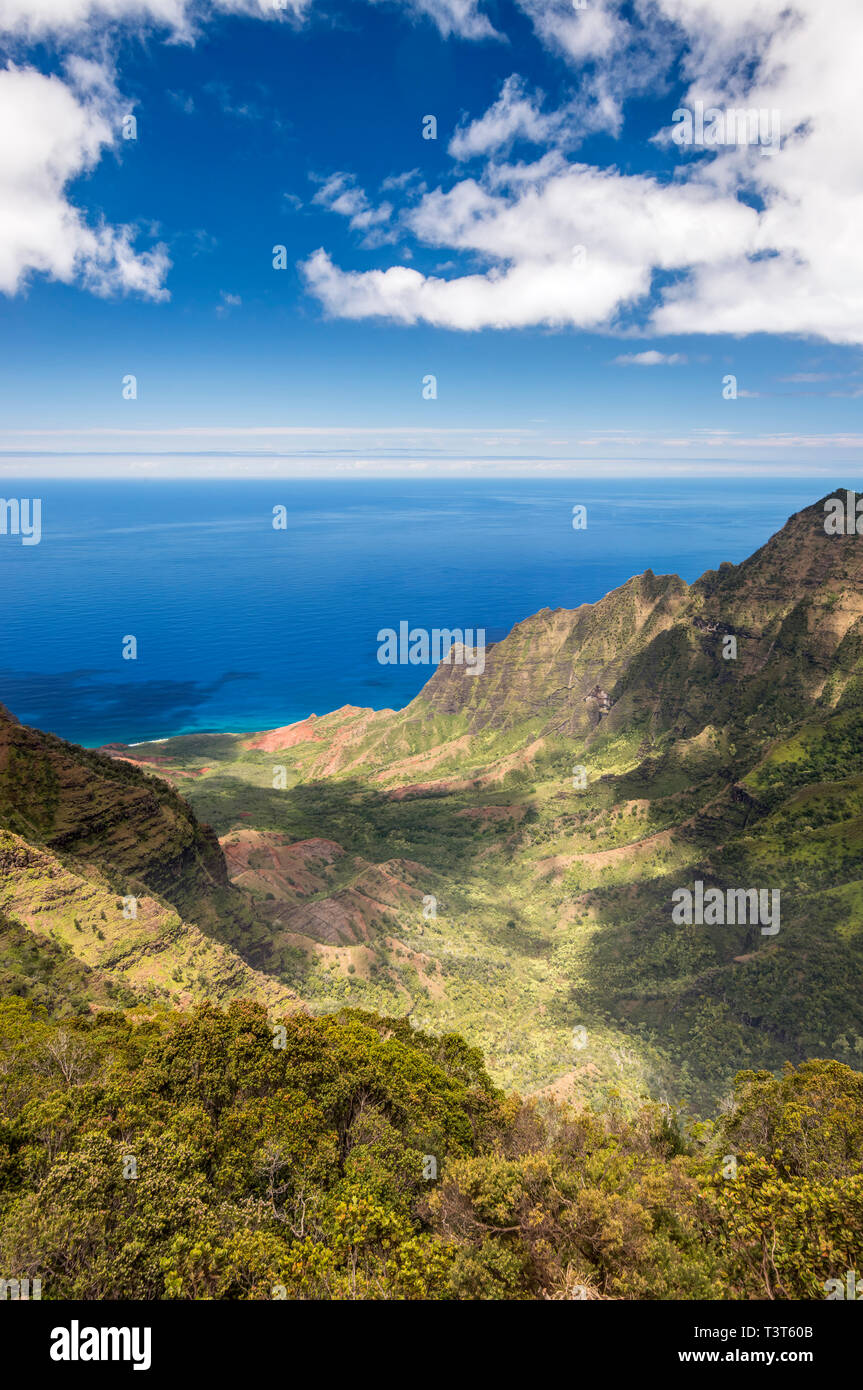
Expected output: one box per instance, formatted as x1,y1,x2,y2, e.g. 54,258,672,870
3,491,862,1113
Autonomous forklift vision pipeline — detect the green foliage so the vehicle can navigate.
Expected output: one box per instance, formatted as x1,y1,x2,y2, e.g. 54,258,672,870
702,1062,863,1298
0,999,502,1299
0,998,859,1300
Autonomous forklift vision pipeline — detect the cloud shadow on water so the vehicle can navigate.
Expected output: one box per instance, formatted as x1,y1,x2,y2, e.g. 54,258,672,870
0,669,258,746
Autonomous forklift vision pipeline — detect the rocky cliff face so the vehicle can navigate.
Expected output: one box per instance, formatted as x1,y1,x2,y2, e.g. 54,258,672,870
0,705,229,915
406,491,863,753
238,493,863,791
415,570,688,737
0,703,296,1013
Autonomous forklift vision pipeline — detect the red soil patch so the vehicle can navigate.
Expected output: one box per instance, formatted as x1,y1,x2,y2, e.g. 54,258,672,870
220,830,343,897
243,705,377,756
243,715,323,752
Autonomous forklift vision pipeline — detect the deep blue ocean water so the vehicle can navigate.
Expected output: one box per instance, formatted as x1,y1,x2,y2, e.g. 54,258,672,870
0,476,837,747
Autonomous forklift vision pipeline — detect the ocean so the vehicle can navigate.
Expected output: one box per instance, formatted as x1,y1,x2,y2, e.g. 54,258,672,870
0,475,837,747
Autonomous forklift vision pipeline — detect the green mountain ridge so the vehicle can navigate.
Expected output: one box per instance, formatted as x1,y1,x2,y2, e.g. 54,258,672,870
0,696,297,1015
2,490,863,1110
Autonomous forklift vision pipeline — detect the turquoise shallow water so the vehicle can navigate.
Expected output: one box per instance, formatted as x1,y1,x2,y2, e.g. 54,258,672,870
0,475,838,747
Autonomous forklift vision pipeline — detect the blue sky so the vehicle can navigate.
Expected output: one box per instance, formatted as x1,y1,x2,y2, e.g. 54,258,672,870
1,0,861,477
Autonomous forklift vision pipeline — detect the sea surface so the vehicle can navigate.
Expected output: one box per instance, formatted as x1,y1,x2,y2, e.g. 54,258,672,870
0,476,838,747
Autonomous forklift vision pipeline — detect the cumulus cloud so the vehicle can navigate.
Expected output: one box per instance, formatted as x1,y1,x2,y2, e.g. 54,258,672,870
302,160,756,330
647,0,863,343
0,0,320,302
0,60,170,297
0,0,306,303
0,0,498,305
302,0,863,347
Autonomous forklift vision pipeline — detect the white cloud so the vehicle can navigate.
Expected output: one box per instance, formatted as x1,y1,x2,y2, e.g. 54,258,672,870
0,0,494,42
614,351,687,366
513,0,676,137
0,0,499,307
0,61,169,298
648,0,863,344
303,0,863,347
448,74,620,161
373,0,497,41
0,0,306,303
450,76,565,159
302,161,755,330
311,172,395,248
0,0,310,42
516,0,624,66
312,173,392,232
2,417,860,476
5,0,863,344
381,168,422,192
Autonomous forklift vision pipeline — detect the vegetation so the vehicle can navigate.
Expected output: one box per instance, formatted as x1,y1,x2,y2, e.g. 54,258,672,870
1,997,859,1300
2,498,863,1112
1,492,862,1311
